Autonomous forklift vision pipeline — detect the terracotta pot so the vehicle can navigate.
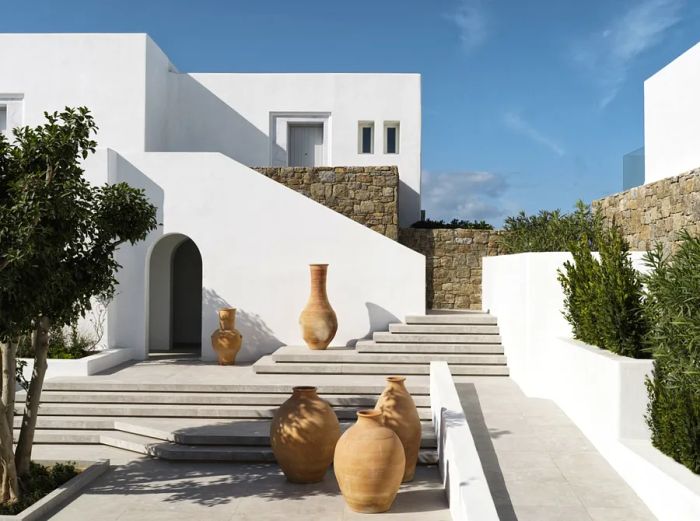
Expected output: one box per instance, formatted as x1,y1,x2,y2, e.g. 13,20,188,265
375,376,422,482
299,264,337,350
270,386,341,483
210,308,242,365
334,409,405,513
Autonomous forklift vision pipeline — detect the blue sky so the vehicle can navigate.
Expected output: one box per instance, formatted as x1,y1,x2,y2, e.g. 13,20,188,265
2,0,700,226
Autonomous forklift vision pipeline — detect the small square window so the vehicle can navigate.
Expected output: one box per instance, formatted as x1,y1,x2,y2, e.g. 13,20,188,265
384,122,399,154
0,106,6,134
358,122,374,154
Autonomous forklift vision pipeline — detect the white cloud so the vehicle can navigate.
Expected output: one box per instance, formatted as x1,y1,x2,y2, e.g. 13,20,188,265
422,170,510,223
572,0,685,107
449,0,488,51
502,111,566,156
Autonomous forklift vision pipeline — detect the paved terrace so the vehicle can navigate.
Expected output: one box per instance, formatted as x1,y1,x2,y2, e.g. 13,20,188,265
30,360,656,520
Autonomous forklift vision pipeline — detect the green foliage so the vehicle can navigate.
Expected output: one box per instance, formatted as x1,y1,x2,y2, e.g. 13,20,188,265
644,231,700,474
17,323,96,360
558,227,649,359
410,218,494,230
0,462,78,515
0,107,158,339
501,200,603,253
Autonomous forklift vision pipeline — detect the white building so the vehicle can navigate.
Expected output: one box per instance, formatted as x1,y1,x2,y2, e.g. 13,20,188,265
644,40,700,184
0,33,426,362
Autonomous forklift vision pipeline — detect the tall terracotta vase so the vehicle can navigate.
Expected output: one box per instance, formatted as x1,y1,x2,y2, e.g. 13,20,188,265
270,386,341,483
375,376,422,482
334,409,405,513
210,308,242,365
299,264,337,350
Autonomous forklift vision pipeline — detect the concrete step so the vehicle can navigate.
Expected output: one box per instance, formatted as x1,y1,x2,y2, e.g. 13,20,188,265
20,403,432,421
254,360,508,377
405,314,496,325
373,332,502,344
28,390,430,408
113,419,437,448
388,324,499,334
13,416,116,430
270,346,505,366
355,341,504,354
99,431,438,464
41,381,430,395
13,429,103,444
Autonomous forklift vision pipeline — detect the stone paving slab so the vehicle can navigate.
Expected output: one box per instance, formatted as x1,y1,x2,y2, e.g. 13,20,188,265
456,378,657,521
48,461,449,520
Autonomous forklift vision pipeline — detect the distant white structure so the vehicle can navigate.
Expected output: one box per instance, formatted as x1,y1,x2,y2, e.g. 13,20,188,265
644,41,700,184
0,33,425,362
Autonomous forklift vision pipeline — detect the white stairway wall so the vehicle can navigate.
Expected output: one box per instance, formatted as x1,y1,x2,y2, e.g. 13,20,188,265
96,151,424,362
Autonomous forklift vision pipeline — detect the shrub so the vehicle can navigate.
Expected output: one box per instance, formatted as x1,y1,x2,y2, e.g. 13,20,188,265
501,200,602,253
0,462,78,515
644,231,700,474
17,323,96,360
410,218,493,230
558,227,648,358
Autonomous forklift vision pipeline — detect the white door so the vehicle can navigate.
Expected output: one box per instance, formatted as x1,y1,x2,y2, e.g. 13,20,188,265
288,124,324,167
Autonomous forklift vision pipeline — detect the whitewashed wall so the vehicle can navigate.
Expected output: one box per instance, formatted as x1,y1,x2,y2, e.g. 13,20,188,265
99,151,425,362
482,252,700,521
645,40,700,184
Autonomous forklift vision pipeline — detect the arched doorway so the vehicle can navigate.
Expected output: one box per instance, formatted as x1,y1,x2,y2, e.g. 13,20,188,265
147,234,202,357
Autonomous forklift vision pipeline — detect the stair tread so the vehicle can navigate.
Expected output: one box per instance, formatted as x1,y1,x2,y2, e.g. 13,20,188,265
373,332,502,344
405,314,496,325
355,341,504,354
389,324,499,334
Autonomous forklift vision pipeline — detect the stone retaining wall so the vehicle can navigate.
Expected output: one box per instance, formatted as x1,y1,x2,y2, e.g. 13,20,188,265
399,228,504,310
593,168,700,253
254,166,399,240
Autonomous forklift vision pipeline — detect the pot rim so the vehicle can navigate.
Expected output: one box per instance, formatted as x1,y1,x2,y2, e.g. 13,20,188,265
357,409,382,419
292,385,318,393
386,376,406,383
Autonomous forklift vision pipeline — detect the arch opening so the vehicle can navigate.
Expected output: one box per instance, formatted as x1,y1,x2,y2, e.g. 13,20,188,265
147,234,202,358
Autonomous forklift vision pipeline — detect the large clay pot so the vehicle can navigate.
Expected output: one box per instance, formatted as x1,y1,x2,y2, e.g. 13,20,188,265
210,308,242,365
270,386,341,483
375,376,422,482
299,264,337,350
334,409,405,513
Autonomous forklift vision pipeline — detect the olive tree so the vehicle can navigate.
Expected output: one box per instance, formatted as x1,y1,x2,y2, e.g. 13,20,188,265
0,107,157,502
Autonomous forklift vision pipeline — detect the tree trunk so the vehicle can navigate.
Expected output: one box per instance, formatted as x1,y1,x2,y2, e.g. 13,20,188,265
15,317,50,478
0,341,19,502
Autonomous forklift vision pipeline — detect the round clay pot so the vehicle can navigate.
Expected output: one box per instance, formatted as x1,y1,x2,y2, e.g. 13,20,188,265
375,376,422,482
210,308,242,365
299,264,337,350
270,386,341,483
334,409,405,513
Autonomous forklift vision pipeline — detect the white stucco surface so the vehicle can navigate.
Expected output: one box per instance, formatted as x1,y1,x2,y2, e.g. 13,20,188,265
99,150,424,362
482,252,700,521
645,40,700,183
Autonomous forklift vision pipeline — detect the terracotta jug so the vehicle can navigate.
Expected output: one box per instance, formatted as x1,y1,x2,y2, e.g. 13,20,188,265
375,376,422,482
334,409,405,513
299,264,337,350
210,308,243,365
270,386,341,483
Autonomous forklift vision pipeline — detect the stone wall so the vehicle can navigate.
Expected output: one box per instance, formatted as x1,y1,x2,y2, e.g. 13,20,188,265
399,228,504,310
593,168,700,253
254,166,399,240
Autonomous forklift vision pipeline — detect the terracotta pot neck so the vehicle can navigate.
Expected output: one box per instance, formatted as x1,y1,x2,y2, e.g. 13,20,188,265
386,376,407,390
309,264,329,301
292,386,318,398
356,409,383,427
218,308,236,330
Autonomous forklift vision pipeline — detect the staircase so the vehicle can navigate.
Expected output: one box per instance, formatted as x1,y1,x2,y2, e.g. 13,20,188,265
15,382,437,463
253,311,509,376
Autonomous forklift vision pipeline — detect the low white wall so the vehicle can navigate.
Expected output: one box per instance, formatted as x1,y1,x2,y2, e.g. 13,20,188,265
430,361,498,521
20,348,135,381
100,151,424,363
482,252,700,521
